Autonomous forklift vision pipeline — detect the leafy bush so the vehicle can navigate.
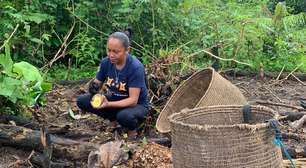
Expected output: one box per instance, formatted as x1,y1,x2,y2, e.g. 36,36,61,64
0,0,305,75
268,0,306,14
0,44,51,115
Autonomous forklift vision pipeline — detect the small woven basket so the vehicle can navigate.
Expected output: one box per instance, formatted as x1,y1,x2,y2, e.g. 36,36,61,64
169,105,283,168
156,68,247,133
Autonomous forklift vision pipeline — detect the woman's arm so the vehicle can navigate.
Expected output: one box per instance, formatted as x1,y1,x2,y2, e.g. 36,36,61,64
102,87,140,108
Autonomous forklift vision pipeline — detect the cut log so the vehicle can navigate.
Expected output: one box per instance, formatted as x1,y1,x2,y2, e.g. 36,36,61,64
63,129,97,140
0,114,39,129
0,124,98,160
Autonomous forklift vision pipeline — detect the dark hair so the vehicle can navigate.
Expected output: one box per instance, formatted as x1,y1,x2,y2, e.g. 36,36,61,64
109,31,130,49
123,27,132,40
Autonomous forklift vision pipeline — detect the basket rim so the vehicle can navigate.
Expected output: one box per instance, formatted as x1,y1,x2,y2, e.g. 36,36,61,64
156,68,215,133
195,67,216,107
168,105,280,131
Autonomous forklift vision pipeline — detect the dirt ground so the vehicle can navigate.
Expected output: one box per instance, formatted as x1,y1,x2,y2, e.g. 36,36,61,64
0,74,306,168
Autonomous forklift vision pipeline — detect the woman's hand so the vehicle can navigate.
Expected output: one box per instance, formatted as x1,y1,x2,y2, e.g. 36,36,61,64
88,79,102,95
100,88,140,108
98,96,109,109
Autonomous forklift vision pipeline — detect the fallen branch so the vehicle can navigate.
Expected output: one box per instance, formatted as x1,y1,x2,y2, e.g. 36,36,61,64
278,64,304,85
292,74,306,86
0,24,19,51
290,115,306,129
255,100,306,112
7,150,35,168
285,64,303,79
276,65,285,81
283,158,306,168
279,111,306,121
262,85,283,102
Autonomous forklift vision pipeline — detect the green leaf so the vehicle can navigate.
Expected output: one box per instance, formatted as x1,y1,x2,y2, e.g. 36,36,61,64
0,76,22,98
27,89,41,105
30,38,44,45
31,81,52,91
42,33,51,41
41,82,52,91
24,13,51,24
68,106,79,120
32,81,42,90
13,61,43,82
142,137,148,146
24,24,30,36
0,45,13,74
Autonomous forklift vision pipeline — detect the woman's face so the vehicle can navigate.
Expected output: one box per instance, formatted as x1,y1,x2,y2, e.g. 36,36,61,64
107,38,129,65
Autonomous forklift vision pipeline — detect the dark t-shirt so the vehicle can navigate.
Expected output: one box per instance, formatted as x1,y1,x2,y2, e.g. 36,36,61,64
96,54,149,108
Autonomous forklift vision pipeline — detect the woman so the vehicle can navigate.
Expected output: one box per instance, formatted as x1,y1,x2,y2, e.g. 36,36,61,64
77,32,148,139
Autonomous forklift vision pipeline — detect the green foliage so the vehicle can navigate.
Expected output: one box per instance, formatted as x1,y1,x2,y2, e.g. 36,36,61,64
68,32,100,67
0,0,305,76
268,0,306,14
14,61,43,81
0,44,51,116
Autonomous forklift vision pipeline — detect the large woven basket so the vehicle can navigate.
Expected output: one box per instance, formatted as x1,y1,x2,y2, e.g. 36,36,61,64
156,68,247,133
169,105,283,168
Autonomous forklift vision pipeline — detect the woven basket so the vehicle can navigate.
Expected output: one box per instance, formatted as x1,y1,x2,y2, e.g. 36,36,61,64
169,105,283,168
156,68,247,133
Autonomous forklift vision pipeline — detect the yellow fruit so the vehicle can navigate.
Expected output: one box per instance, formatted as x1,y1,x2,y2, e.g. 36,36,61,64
90,94,104,108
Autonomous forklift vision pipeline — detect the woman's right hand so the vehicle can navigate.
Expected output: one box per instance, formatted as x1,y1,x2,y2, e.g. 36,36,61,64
88,79,102,94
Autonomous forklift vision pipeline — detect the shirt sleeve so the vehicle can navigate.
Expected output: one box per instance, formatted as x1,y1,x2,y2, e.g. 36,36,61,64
96,58,108,82
128,66,146,88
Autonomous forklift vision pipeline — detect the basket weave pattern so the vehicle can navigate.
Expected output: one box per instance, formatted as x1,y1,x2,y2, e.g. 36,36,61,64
156,68,247,133
169,105,283,168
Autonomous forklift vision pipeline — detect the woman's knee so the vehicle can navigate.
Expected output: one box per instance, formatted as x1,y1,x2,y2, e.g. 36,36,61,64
116,106,148,130
76,94,92,110
116,110,137,129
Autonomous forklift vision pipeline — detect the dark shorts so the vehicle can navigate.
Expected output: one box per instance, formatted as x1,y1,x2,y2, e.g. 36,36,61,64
76,94,148,130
